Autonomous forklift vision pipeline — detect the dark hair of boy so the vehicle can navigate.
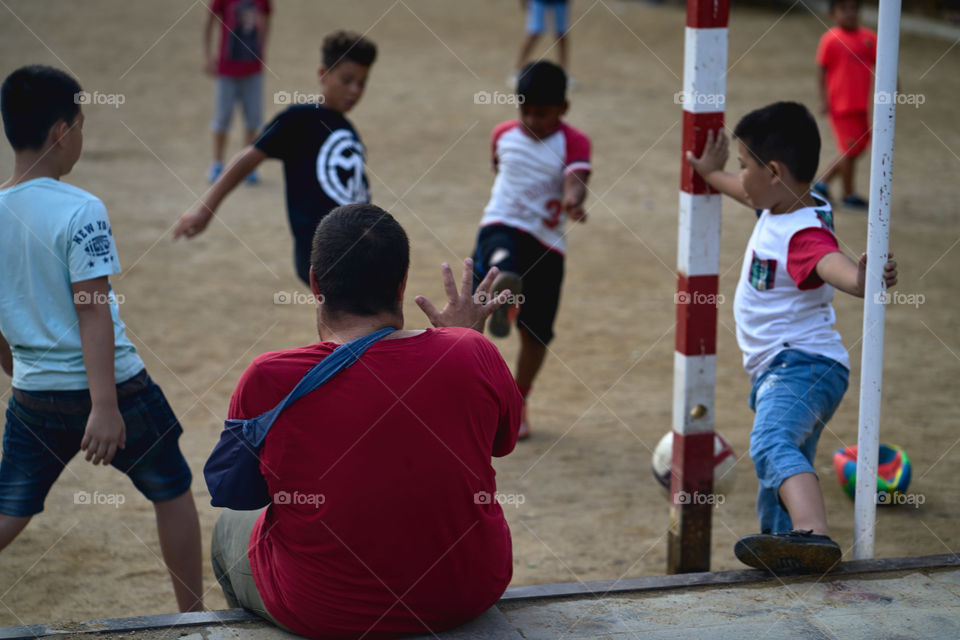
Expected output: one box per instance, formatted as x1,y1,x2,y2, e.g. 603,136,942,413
310,203,409,317
829,0,860,10
733,101,821,184
1,65,82,151
516,61,566,106
321,30,378,69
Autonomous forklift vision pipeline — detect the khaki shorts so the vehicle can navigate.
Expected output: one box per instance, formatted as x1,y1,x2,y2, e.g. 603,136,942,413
211,508,292,632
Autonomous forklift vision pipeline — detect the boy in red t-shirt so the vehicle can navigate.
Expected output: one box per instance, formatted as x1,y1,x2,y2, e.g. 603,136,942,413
204,0,271,184
814,0,876,210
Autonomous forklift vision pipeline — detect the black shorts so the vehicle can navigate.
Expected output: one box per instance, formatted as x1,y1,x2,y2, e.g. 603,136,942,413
472,224,564,346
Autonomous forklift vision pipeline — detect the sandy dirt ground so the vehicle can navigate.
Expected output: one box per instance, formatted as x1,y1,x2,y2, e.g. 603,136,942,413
0,0,958,627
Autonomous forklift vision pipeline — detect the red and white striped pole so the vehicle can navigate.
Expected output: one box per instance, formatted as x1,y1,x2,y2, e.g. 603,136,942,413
668,0,729,574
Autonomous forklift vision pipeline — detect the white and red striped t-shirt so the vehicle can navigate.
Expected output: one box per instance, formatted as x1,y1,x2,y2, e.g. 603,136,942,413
480,121,591,254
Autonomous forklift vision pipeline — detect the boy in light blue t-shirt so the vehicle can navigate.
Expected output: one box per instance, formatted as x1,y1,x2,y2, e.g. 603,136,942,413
0,65,202,612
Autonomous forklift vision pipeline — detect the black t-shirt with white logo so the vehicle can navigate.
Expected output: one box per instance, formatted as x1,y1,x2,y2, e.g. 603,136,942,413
254,104,370,234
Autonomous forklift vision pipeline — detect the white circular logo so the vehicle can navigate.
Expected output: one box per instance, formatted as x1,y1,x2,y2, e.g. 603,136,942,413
316,129,368,205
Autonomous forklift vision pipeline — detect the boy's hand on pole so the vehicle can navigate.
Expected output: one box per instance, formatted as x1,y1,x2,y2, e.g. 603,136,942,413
81,406,126,466
685,129,729,177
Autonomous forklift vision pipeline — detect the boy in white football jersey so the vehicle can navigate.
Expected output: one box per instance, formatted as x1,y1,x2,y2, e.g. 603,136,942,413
471,61,590,440
687,102,897,574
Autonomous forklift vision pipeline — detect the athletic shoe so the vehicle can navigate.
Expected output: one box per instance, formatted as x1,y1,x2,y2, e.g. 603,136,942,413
245,170,261,185
518,403,531,440
208,161,224,184
842,194,869,210
813,181,831,201
487,271,523,338
734,530,842,574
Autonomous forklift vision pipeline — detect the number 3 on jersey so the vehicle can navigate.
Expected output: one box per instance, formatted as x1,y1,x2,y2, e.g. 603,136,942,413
544,199,563,229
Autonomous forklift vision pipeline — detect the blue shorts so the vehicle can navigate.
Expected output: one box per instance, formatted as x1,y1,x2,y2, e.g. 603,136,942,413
0,370,192,517
526,0,569,36
748,349,849,534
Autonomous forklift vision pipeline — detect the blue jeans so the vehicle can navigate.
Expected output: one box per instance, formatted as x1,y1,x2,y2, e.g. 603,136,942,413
0,370,192,517
748,349,849,533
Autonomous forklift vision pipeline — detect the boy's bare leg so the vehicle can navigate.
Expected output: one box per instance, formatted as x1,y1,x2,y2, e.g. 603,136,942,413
557,33,569,71
839,155,855,198
212,131,227,165
516,34,539,72
154,490,204,612
778,472,829,536
0,514,31,552
516,327,547,390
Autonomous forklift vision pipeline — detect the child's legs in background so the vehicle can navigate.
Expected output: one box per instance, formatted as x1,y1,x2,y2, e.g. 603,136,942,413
552,1,570,70
516,0,546,70
238,72,264,145
211,76,240,163
748,349,849,534
823,111,870,197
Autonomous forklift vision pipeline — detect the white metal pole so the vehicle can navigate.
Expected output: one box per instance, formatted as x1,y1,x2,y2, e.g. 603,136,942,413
853,0,901,561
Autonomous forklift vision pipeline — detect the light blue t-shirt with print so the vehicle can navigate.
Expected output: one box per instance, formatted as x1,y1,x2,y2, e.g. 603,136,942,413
0,177,144,391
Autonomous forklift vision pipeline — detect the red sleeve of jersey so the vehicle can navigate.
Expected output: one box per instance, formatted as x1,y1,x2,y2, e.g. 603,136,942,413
787,227,841,290
815,30,834,68
561,123,591,175
490,121,518,172
210,0,225,17
262,0,273,14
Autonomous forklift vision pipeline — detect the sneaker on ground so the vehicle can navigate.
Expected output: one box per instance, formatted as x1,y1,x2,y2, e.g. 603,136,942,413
487,270,523,339
208,161,224,184
734,530,842,574
842,194,869,209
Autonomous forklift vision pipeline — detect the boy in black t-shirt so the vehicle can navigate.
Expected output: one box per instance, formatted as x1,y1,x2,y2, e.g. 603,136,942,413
175,30,377,284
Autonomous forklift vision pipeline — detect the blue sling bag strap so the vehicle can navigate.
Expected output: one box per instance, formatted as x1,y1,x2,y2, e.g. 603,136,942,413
204,326,395,510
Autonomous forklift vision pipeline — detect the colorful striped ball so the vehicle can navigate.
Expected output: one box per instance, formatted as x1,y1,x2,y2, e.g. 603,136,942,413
834,443,911,501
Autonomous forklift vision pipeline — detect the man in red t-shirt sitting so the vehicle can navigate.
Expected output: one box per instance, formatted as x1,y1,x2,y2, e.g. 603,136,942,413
209,204,522,639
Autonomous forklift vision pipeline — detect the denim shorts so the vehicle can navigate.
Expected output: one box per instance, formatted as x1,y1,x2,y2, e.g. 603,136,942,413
526,0,569,36
748,349,849,533
0,370,192,517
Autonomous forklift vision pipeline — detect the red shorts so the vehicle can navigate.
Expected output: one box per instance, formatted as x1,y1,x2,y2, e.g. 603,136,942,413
829,111,871,158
